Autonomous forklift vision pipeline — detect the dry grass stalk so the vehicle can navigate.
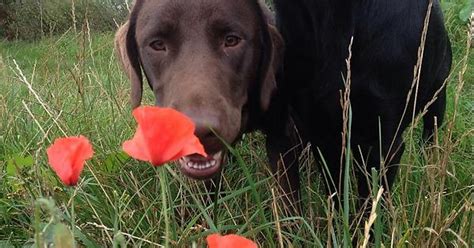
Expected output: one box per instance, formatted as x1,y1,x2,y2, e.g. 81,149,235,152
361,187,384,248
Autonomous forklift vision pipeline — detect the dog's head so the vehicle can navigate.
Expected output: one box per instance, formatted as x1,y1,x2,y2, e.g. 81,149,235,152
116,0,283,179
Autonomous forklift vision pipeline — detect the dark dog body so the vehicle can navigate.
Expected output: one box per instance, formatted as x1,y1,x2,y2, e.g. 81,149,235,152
116,0,452,209
270,0,452,201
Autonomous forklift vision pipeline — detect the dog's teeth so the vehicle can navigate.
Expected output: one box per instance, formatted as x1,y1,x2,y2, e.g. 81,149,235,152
185,158,219,170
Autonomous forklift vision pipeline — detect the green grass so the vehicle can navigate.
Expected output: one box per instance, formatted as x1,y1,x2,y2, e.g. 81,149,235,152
0,3,473,248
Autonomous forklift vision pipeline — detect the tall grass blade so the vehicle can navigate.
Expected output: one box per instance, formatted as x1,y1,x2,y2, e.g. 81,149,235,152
343,106,352,248
371,168,382,248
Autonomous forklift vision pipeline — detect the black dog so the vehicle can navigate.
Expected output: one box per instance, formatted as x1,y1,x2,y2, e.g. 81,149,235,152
267,0,452,205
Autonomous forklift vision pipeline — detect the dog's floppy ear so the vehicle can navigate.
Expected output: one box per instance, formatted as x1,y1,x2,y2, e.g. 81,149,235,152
115,21,143,109
260,24,283,111
114,3,144,109
256,0,283,111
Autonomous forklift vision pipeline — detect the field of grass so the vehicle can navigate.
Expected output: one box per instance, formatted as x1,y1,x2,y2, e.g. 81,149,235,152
0,2,473,248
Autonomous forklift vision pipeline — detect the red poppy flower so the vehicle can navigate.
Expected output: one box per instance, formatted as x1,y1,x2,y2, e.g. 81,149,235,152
122,106,207,166
206,234,258,248
46,136,94,186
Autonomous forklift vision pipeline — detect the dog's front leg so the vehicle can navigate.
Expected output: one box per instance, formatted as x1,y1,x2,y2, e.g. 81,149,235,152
265,116,303,216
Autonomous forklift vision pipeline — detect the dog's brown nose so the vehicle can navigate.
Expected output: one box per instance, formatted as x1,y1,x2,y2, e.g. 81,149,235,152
181,110,222,153
193,116,218,139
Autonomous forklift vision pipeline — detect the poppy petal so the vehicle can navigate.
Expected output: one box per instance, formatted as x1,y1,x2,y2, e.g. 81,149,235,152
133,107,195,162
206,234,258,248
170,136,206,162
47,136,93,186
122,126,151,162
123,106,207,166
70,138,94,184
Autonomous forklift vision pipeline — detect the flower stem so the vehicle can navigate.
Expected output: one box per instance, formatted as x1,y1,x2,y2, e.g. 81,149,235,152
159,169,170,248
70,188,77,248
34,201,42,247
33,198,53,247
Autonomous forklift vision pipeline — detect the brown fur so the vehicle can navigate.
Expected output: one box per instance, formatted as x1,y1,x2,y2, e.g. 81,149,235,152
115,0,283,165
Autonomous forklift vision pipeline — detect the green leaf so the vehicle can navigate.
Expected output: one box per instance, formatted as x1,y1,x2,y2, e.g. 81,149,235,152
43,223,74,248
6,153,34,176
104,151,128,173
0,240,15,248
113,232,127,248
53,223,75,248
459,0,473,22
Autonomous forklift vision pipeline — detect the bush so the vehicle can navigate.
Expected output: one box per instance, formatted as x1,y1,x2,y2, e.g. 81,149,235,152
0,3,12,39
2,0,131,40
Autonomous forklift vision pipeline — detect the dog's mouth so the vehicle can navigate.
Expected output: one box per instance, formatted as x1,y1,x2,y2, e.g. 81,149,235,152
178,151,223,180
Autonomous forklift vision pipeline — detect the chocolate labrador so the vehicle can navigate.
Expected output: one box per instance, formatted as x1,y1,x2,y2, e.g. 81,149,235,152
115,0,283,180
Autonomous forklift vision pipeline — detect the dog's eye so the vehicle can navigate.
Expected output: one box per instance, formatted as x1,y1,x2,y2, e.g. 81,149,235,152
224,35,241,47
150,40,166,51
